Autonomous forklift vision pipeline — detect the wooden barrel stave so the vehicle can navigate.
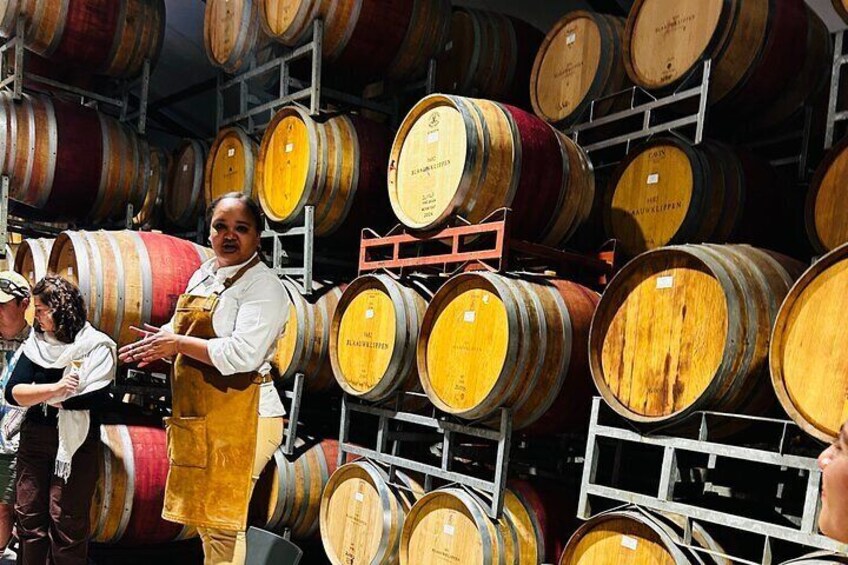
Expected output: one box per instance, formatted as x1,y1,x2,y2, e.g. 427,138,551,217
531,11,629,127
590,244,802,427
49,230,213,350
133,146,168,228
14,237,52,287
165,139,208,229
274,281,345,394
560,509,727,564
320,461,422,565
90,424,195,546
258,107,391,238
204,126,258,203
418,272,598,431
389,94,594,243
770,244,848,442
6,0,164,78
251,439,340,540
330,274,429,402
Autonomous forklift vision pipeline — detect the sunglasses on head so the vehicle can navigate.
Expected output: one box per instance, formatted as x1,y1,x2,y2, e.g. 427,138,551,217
0,278,28,300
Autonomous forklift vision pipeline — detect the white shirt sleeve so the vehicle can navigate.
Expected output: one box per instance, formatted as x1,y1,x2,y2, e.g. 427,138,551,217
206,275,289,376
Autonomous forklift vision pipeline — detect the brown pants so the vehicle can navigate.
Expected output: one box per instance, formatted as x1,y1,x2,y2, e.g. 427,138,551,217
15,420,98,565
197,417,284,565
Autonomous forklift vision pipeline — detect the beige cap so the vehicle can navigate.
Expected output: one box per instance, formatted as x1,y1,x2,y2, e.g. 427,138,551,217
0,271,30,303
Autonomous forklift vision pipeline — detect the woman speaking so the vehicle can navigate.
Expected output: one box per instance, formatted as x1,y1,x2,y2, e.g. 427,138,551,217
119,193,290,565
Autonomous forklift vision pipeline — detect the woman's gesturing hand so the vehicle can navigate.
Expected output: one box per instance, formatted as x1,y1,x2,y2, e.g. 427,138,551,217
118,324,181,367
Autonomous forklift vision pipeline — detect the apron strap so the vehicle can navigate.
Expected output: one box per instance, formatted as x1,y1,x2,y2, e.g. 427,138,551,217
221,256,261,291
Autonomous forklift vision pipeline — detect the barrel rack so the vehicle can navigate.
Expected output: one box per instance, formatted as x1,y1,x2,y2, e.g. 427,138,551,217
565,58,817,183
335,210,619,520
827,29,848,150
216,19,436,134
0,16,151,135
358,208,617,289
579,397,846,563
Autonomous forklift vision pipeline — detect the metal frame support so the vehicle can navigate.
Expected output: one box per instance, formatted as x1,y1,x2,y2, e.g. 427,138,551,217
826,30,847,150
580,398,847,559
261,206,315,296
281,372,304,456
337,394,514,519
0,16,150,134
567,59,711,159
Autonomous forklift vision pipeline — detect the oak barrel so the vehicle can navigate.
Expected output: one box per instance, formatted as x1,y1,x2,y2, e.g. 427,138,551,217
0,92,151,222
418,272,599,432
389,94,594,245
590,244,804,426
623,0,810,117
806,138,848,253
436,8,543,105
133,147,168,228
400,488,516,565
204,126,258,203
604,138,787,257
14,237,52,287
90,425,196,545
560,510,727,564
257,106,392,238
770,244,848,443
204,0,278,75
530,11,629,127
330,275,429,402
274,280,345,393
49,230,214,349
164,140,208,229
320,461,422,565
260,0,451,81
250,439,340,540
1,0,165,78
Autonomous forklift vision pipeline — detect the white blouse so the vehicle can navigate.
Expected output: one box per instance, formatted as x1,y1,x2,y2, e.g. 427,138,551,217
164,253,290,417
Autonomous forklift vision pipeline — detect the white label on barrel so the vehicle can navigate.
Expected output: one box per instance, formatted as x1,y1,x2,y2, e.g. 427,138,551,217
354,492,364,502
567,32,577,45
182,164,188,172
656,275,674,289
227,148,235,158
464,311,476,323
365,309,374,319
482,295,489,304
443,524,455,536
445,41,453,52
285,143,294,153
427,132,439,144
647,173,659,185
621,536,638,550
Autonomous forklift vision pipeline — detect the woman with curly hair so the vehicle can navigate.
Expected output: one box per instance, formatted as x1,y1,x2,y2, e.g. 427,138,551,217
4,275,116,565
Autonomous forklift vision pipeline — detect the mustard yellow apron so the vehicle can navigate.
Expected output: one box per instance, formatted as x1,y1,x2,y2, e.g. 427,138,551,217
162,258,262,530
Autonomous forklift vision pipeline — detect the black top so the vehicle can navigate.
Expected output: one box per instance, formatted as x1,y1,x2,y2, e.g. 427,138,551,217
5,353,109,427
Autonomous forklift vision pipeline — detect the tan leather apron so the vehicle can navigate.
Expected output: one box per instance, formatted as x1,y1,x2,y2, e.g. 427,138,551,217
162,257,262,530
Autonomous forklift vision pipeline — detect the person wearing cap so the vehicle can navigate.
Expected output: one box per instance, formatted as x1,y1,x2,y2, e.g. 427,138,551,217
5,276,116,565
0,271,33,560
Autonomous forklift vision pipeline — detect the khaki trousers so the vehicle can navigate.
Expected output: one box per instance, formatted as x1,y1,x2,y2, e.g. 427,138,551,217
197,417,283,565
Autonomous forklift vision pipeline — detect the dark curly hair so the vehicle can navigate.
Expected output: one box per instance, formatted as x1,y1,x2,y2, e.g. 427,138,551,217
32,276,87,344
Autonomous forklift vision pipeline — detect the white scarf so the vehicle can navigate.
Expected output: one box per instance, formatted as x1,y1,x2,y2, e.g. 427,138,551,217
22,323,116,480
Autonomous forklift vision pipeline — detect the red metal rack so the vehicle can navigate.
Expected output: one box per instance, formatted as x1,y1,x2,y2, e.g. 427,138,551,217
358,208,618,289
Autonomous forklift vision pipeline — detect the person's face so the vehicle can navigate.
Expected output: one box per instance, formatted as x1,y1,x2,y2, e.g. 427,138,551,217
0,297,28,339
819,423,848,542
32,295,55,334
209,198,260,268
